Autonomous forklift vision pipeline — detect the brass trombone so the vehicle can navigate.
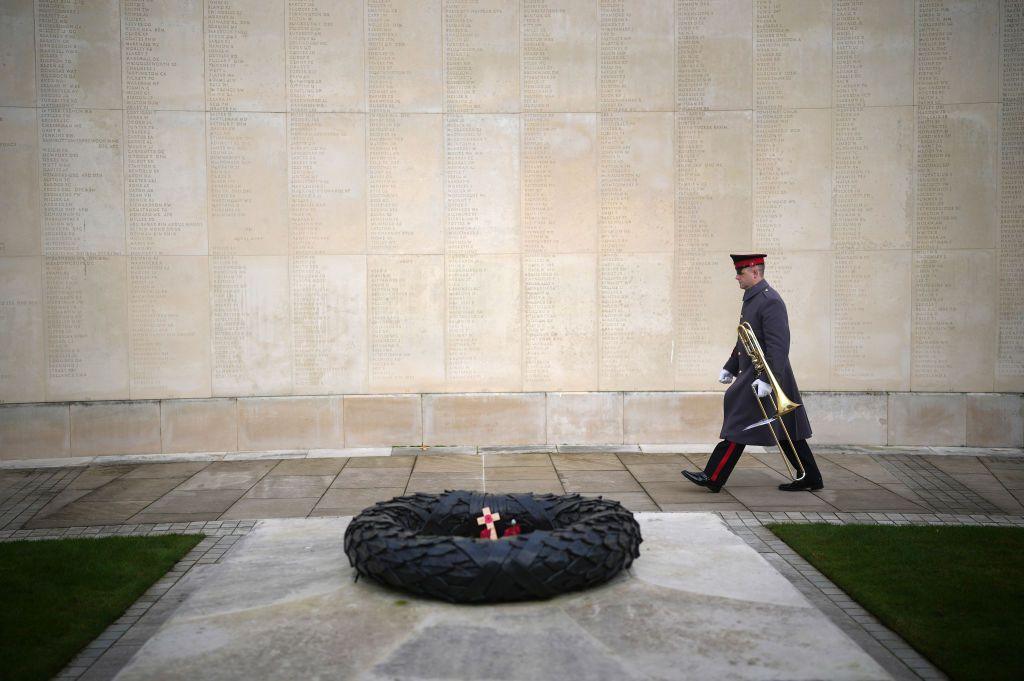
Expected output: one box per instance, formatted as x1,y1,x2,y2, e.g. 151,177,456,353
737,322,805,481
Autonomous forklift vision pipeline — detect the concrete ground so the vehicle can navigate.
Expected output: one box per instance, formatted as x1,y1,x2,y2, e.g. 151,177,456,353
2,445,1022,681
112,514,891,681
2,445,1022,531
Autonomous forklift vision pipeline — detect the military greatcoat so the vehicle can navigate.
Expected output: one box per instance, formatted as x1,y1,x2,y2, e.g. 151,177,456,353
721,279,812,446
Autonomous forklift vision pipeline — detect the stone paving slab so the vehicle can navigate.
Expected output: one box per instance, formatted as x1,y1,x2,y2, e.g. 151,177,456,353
110,515,891,681
4,448,1024,532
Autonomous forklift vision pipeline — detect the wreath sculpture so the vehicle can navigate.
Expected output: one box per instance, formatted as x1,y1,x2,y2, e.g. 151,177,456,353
343,490,643,604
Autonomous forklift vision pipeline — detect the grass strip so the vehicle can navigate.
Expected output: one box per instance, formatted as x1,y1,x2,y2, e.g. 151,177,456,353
767,524,1024,681
0,534,204,681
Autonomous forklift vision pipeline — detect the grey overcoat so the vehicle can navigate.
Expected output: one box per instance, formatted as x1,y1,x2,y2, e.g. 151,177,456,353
720,279,813,446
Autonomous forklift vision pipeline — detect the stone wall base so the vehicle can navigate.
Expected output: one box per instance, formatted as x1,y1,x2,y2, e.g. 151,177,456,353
0,392,1021,461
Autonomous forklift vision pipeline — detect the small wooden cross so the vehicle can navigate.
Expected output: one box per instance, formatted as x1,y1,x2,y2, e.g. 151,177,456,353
476,507,501,540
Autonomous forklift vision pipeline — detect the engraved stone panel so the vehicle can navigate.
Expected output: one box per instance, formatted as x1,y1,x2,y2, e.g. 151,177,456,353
522,113,597,254
915,103,998,250
0,0,36,107
676,0,752,110
998,6,1024,392
36,0,121,108
368,255,445,392
915,0,999,106
288,0,365,112
830,251,911,390
205,0,286,111
368,0,442,113
765,251,830,390
291,255,367,395
599,0,674,112
122,0,205,110
44,256,129,401
832,106,914,249
208,112,288,256
446,254,521,392
0,257,45,403
754,108,831,251
754,0,831,109
674,252,744,390
211,256,291,396
524,254,598,392
289,113,366,255
521,0,598,113
128,256,211,399
126,110,208,256
599,112,673,254
676,110,752,252
368,114,443,254
0,1,1019,417
41,109,125,256
0,107,40,256
445,114,520,254
912,250,997,392
600,253,674,391
833,0,914,108
445,0,519,113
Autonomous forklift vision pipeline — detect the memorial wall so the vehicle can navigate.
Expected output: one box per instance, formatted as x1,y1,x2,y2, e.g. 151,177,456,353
0,0,1022,452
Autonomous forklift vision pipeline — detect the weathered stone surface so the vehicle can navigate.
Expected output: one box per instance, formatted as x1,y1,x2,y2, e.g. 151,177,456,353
161,399,238,454
547,392,623,445
71,402,161,457
623,393,721,444
803,392,888,446
0,2,1018,458
112,514,890,681
888,393,966,447
0,403,70,460
424,394,546,446
238,397,343,451
966,393,1023,448
343,395,422,447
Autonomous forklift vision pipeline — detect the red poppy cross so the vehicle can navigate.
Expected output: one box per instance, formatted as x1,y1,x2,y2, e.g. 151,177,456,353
476,507,501,540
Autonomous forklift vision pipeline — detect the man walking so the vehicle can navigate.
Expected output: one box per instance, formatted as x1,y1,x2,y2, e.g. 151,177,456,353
682,254,824,493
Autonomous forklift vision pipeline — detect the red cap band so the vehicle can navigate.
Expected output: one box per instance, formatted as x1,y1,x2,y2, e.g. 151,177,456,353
733,257,764,269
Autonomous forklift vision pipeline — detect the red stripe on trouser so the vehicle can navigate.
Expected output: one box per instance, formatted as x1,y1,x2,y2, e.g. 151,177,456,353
710,442,736,482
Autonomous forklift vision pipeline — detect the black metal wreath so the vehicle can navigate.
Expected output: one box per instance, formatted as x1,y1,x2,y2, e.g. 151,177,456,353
343,490,643,603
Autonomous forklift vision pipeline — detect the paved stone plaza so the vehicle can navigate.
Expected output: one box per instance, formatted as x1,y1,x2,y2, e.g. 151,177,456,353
2,445,1022,681
3,445,1023,532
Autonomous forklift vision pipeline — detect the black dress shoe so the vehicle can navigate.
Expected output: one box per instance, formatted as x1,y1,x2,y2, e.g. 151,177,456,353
778,479,824,492
682,470,722,493
682,470,708,486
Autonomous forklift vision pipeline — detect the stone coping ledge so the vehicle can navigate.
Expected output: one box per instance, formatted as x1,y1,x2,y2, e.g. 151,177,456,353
2,392,1021,461
2,443,1022,471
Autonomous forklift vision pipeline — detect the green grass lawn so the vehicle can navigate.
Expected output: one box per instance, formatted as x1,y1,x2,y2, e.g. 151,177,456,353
767,524,1024,681
0,534,204,681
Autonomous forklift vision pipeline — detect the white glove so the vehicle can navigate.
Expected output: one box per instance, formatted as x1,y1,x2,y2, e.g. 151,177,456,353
718,369,734,384
752,378,772,398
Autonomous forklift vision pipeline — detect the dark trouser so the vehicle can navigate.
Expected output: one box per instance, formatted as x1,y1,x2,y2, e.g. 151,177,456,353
704,438,822,487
